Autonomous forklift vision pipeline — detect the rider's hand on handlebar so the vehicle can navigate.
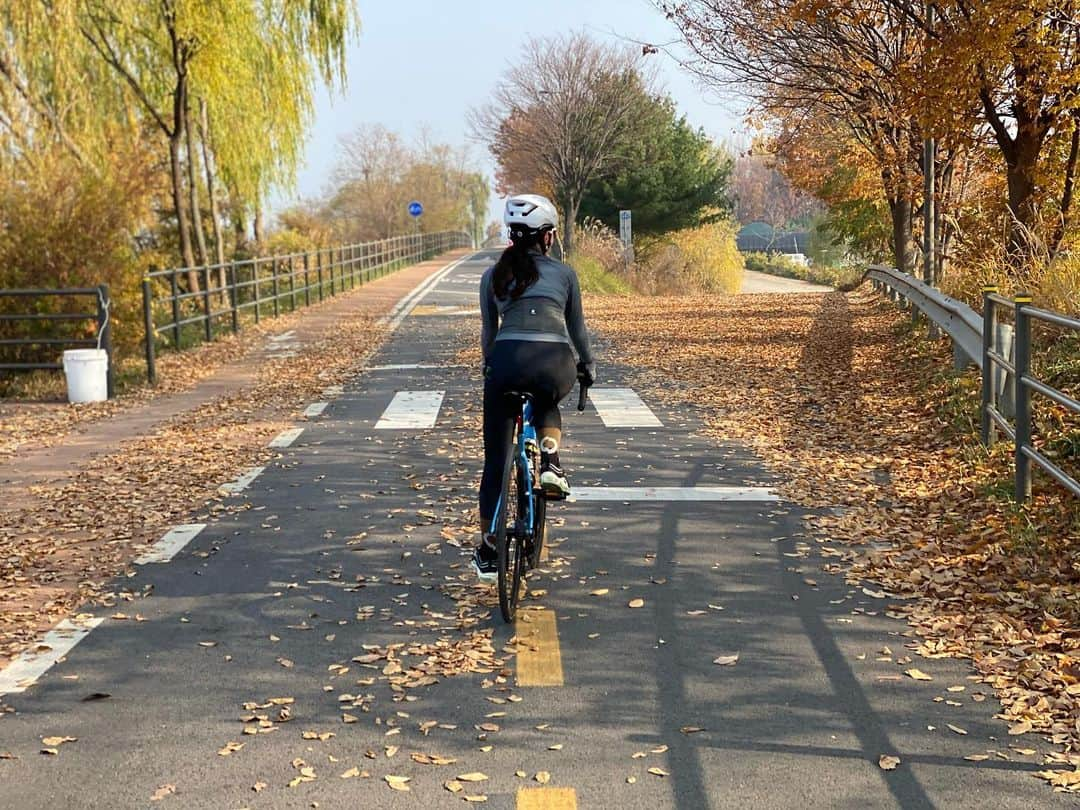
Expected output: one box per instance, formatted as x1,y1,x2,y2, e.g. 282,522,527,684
576,361,595,387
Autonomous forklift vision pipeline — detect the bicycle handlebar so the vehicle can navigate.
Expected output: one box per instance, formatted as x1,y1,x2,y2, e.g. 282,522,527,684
577,380,590,412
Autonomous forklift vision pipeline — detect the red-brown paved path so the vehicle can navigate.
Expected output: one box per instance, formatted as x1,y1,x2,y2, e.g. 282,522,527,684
0,249,472,496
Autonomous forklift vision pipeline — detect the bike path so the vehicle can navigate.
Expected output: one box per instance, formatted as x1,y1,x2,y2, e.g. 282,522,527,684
0,250,1067,808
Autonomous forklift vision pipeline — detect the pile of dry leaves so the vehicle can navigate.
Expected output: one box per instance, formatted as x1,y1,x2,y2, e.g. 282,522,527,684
586,286,1080,789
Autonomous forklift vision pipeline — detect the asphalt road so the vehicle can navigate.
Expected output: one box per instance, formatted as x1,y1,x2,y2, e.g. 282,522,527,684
0,250,1066,809
741,269,832,294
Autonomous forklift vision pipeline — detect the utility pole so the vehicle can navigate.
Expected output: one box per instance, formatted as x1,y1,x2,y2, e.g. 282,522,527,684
922,1,936,286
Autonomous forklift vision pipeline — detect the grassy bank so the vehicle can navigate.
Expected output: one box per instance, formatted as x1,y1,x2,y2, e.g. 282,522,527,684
570,254,635,295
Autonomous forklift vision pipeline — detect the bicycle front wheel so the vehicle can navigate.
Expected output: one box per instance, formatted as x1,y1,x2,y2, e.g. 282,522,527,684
496,439,526,623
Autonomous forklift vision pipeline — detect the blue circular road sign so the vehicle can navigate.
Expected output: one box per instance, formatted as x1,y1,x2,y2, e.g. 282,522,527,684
408,201,423,218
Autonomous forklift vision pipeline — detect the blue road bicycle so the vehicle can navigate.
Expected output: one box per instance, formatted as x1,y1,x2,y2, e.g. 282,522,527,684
492,381,590,622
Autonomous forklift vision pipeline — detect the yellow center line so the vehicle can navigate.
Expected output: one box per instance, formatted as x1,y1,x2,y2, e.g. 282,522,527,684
517,787,578,809
516,608,563,686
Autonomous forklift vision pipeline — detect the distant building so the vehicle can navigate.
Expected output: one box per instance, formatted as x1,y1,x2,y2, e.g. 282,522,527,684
736,222,809,255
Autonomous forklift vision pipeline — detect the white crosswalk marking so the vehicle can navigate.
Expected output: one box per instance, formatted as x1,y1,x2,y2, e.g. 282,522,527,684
588,387,663,428
375,390,445,429
303,402,329,418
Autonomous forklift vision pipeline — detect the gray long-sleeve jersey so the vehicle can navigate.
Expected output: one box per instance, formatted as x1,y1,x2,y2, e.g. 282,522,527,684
480,252,594,366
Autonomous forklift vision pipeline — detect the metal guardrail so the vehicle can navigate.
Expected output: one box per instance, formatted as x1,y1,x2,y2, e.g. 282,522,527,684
141,230,472,382
0,286,114,397
982,288,1080,500
869,266,1078,502
866,265,983,369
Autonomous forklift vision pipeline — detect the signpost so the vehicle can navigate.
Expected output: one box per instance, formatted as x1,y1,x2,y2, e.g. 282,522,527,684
619,210,633,265
408,201,423,247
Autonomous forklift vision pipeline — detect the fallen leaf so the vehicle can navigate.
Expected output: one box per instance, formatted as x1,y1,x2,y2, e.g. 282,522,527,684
628,598,645,608
905,668,933,681
647,767,669,777
878,755,900,770
41,736,76,747
457,772,489,782
150,784,176,802
384,775,410,791
713,654,740,666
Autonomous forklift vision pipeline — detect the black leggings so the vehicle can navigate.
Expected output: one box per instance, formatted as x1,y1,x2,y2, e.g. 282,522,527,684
479,340,577,522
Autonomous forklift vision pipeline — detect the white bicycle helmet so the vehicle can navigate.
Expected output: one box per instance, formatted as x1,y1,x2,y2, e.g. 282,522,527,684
504,194,558,234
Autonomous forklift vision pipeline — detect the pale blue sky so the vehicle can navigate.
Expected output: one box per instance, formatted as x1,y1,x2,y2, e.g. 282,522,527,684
272,0,748,223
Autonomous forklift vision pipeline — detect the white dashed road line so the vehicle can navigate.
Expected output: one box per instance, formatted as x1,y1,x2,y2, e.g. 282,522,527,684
587,387,664,428
219,466,265,494
374,390,446,429
268,428,304,448
0,618,104,696
384,254,475,332
134,523,207,565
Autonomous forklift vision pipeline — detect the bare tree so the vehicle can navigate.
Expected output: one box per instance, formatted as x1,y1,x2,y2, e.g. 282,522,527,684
470,32,649,254
732,151,820,231
324,124,488,241
329,124,412,239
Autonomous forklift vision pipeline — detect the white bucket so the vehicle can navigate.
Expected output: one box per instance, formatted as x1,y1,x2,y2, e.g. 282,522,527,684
62,348,108,403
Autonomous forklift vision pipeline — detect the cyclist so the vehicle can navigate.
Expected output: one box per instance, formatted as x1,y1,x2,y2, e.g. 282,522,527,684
472,194,595,583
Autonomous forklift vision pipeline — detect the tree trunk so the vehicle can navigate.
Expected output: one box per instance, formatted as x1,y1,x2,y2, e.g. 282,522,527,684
561,194,579,257
253,203,265,247
1052,120,1080,256
169,129,198,290
198,98,228,293
888,196,915,274
1005,130,1042,260
185,98,209,268
232,197,248,254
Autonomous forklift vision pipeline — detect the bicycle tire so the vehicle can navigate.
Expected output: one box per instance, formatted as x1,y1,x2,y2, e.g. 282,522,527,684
529,489,547,570
497,434,526,622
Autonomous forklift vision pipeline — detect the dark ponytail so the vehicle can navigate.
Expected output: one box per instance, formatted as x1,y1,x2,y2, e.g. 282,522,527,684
492,228,542,300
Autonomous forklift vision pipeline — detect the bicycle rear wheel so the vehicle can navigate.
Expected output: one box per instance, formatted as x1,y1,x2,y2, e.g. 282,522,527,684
496,436,526,623
529,489,547,570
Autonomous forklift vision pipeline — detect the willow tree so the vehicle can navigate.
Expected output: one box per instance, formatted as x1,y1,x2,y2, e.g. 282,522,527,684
77,0,355,275
1,0,357,283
